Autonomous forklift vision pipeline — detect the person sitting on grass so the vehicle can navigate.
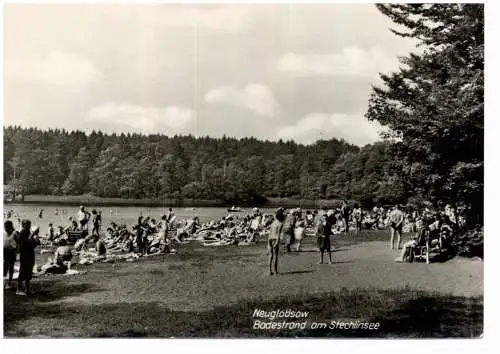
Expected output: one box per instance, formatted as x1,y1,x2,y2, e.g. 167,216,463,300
55,225,65,240
268,208,285,276
52,238,73,271
73,235,90,253
95,236,107,259
64,218,79,234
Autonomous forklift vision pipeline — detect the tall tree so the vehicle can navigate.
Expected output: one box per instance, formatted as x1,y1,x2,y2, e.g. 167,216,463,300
366,4,483,224
62,147,92,195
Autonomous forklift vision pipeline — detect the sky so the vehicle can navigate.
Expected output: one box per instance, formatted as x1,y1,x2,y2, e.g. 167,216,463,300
3,3,419,146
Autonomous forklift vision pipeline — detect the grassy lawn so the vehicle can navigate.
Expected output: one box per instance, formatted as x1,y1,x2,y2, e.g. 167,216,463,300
3,231,483,338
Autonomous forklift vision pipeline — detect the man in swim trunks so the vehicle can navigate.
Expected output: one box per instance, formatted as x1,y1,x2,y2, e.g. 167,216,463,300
268,208,285,276
389,204,404,250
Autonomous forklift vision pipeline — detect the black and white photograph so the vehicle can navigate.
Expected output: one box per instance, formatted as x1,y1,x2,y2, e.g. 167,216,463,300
2,1,485,339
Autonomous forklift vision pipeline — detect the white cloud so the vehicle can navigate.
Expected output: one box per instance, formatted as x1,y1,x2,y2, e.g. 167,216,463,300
85,102,196,134
6,49,102,85
277,112,385,146
276,46,400,79
204,83,279,117
149,5,254,33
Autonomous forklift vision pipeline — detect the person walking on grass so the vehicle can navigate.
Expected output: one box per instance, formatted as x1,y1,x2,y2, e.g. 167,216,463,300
316,212,333,264
4,220,19,291
389,204,404,250
268,208,286,276
17,220,40,296
341,200,351,233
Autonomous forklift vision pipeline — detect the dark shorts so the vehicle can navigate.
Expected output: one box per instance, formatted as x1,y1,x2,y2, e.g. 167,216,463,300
268,239,279,252
18,252,35,281
317,235,331,251
391,223,403,232
57,254,73,264
3,248,17,275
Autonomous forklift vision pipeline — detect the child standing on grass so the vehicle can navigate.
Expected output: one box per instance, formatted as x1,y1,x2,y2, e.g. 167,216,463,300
268,208,286,276
316,212,333,265
17,220,40,296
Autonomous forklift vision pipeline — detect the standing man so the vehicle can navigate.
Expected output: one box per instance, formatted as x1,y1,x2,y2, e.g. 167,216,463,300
352,204,363,234
77,206,91,231
4,220,19,290
316,211,333,264
91,210,102,237
135,216,146,255
166,208,175,223
283,209,297,252
341,200,351,233
268,208,285,276
389,205,404,250
17,221,40,296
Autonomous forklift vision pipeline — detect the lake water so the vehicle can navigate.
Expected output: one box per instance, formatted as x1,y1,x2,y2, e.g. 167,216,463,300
3,203,278,232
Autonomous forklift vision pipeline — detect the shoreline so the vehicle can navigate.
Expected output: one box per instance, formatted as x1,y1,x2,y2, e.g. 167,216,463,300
4,195,350,209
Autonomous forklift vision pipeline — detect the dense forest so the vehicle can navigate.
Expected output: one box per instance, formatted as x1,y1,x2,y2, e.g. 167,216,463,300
3,126,406,206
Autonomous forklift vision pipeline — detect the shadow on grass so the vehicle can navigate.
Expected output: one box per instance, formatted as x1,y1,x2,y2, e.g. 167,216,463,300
279,270,316,275
3,278,105,335
4,286,482,338
297,248,349,253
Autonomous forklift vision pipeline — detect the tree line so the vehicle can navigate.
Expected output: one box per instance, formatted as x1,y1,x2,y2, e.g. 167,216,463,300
4,126,406,206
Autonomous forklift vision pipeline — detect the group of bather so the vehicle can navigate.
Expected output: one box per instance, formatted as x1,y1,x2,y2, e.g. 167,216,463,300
4,202,466,280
